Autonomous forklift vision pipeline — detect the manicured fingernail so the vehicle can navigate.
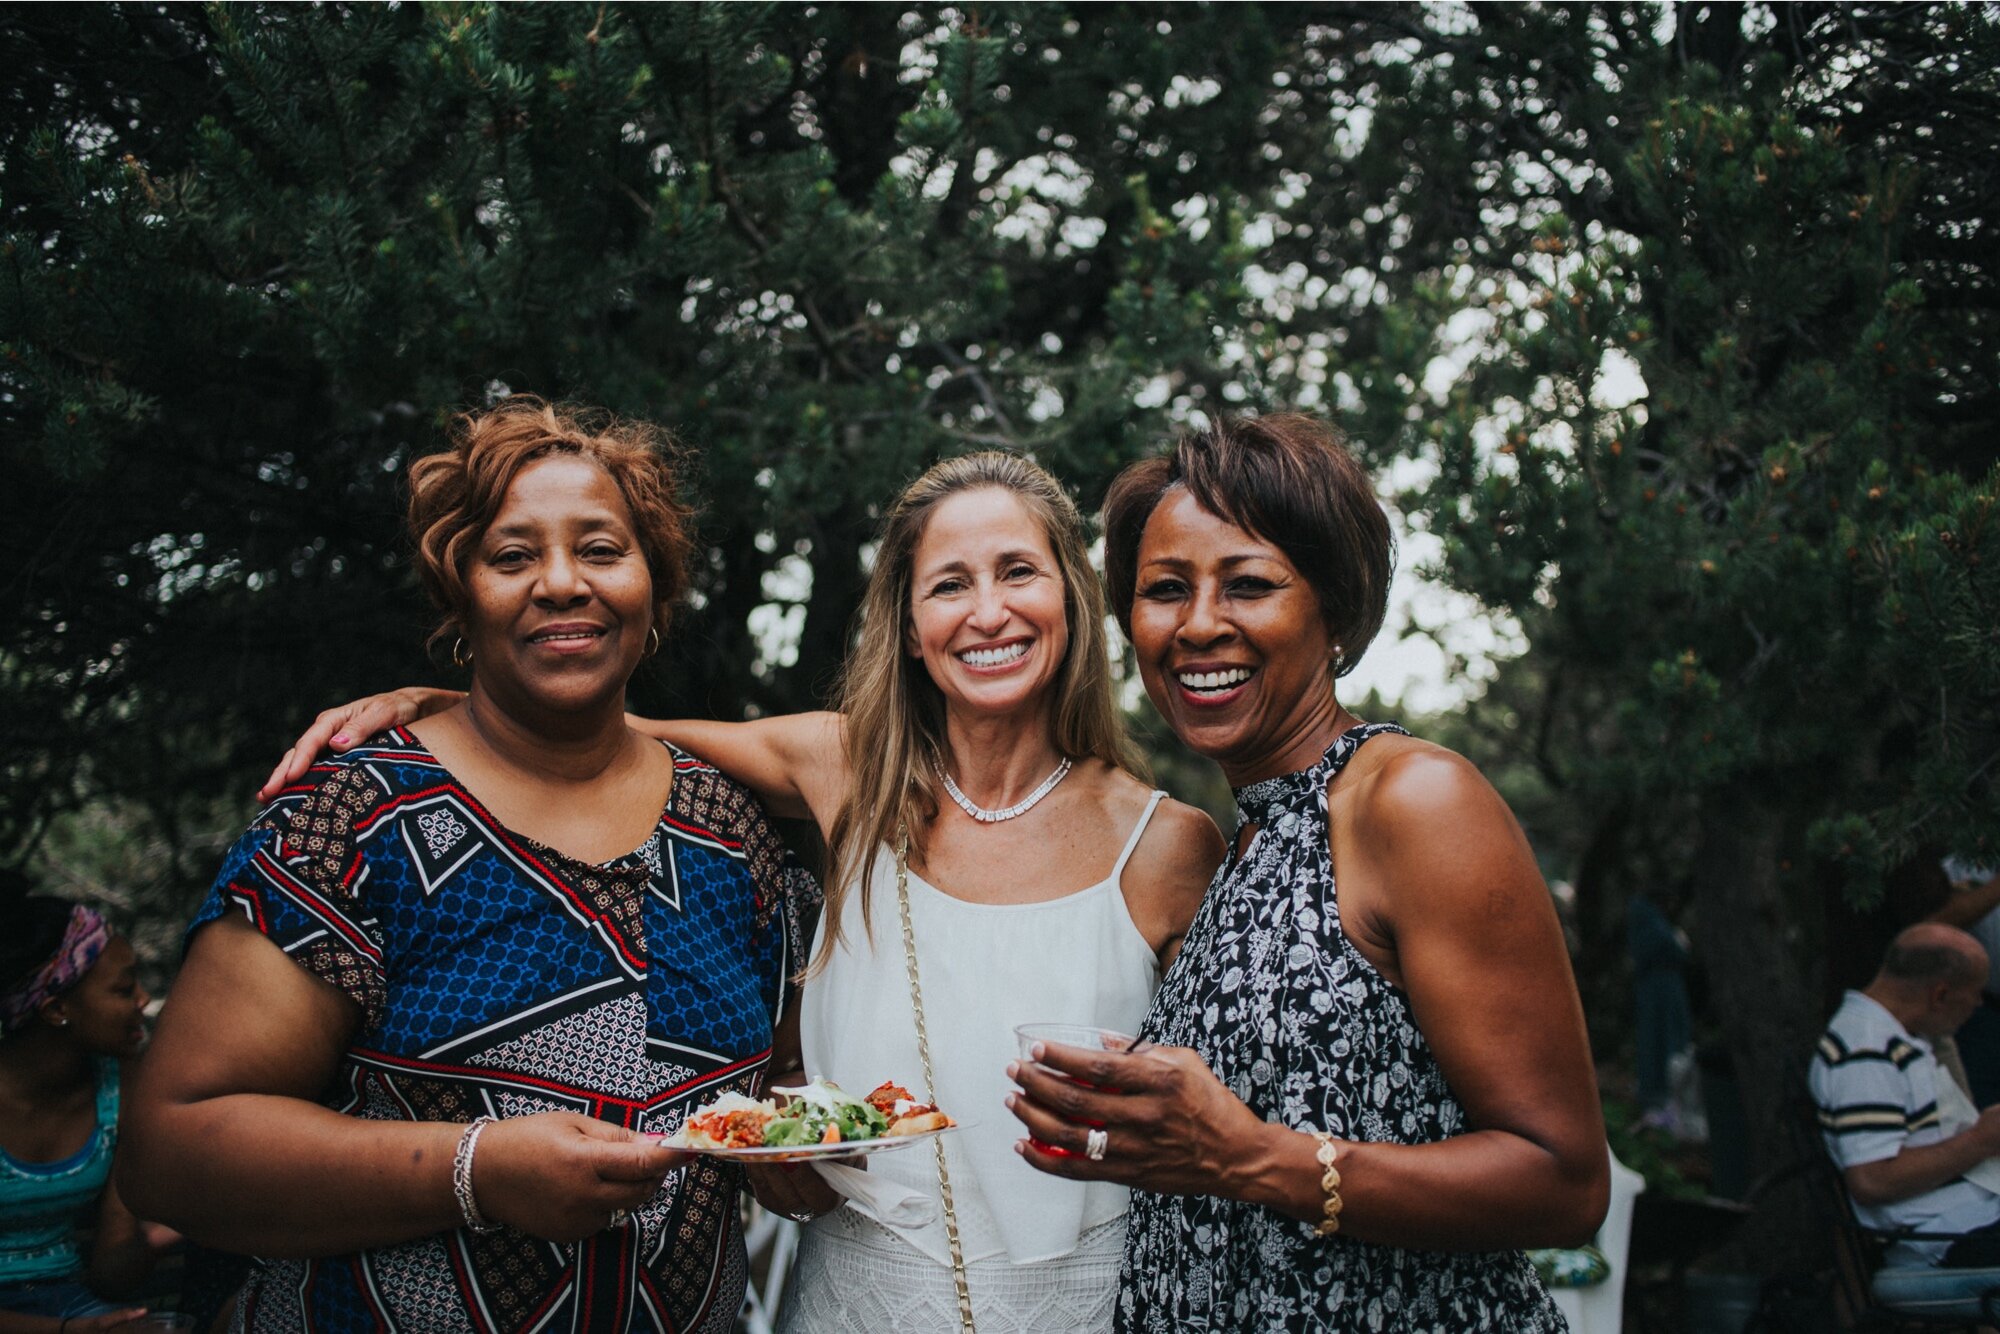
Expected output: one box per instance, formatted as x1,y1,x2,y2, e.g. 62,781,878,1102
332,734,349,746
1014,1141,1026,1156
1030,1043,1046,1060
1005,1061,1019,1079
1004,1093,1017,1109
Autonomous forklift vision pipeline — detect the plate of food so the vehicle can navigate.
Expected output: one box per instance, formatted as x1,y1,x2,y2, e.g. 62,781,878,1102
659,1078,957,1161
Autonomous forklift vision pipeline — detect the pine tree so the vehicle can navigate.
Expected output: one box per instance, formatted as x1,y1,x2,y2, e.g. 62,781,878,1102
5,2,1995,1279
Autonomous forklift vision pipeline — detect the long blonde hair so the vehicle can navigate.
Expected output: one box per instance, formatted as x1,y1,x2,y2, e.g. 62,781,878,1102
817,452,1142,972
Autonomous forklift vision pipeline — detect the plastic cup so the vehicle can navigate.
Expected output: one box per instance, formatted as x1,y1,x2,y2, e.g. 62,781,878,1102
1013,1023,1140,1066
1013,1024,1141,1152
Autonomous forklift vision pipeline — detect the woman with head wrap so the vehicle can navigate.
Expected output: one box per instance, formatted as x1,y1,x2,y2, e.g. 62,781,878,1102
0,889,174,1332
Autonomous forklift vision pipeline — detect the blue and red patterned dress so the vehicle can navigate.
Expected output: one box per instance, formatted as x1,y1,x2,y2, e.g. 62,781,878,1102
190,728,817,1333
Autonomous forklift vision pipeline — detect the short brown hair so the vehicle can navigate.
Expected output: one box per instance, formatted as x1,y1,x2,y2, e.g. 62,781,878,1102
406,396,695,654
1103,413,1393,679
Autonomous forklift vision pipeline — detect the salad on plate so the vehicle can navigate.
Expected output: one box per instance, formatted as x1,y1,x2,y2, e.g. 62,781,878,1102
665,1078,953,1159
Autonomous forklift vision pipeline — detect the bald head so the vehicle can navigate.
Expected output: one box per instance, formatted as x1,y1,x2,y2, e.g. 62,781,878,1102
1879,922,1988,991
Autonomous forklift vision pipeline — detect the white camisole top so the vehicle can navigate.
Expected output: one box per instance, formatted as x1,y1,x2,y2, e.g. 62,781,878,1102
796,791,1166,1265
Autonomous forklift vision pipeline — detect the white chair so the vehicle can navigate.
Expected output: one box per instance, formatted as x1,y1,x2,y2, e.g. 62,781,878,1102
737,1204,801,1334
1550,1146,1647,1334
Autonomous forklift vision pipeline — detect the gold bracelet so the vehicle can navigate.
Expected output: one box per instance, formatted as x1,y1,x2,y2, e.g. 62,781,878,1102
1309,1131,1343,1236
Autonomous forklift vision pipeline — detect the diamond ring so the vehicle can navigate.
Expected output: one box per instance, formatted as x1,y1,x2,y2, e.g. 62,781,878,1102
1085,1128,1109,1162
608,1208,631,1230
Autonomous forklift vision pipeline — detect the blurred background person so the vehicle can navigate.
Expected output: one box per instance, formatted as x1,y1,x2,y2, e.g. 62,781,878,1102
1930,859,2000,1106
0,884,174,1332
1810,922,2000,1320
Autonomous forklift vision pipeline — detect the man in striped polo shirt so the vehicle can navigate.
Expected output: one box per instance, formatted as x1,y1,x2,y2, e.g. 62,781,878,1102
1810,923,2000,1268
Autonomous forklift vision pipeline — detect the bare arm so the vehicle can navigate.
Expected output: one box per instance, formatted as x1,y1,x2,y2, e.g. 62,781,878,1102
637,713,848,826
259,694,849,831
1931,873,2000,932
1846,1107,2000,1208
1298,748,1608,1245
84,1166,177,1300
121,916,683,1255
1011,749,1607,1251
742,988,844,1220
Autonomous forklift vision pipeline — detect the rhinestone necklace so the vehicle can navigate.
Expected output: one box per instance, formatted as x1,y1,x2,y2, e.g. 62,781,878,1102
939,756,1074,824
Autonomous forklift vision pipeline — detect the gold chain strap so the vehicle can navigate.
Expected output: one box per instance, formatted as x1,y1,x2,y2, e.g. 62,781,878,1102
893,828,977,1334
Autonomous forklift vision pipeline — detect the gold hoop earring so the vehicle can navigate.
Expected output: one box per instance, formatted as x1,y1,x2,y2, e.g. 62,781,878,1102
645,626,662,659
452,637,472,669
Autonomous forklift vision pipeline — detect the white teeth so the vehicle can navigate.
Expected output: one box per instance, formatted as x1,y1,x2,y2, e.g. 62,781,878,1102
959,643,1028,667
1178,668,1252,691
533,631,599,642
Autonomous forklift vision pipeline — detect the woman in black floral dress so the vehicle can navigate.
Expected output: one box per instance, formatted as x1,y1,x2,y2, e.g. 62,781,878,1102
1009,414,1607,1331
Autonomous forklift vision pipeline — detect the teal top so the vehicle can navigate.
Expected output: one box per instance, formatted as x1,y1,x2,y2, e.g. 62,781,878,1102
0,1058,118,1285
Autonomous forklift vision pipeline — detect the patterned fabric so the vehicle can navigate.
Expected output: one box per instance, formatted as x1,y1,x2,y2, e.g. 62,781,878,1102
0,905,110,1037
1809,989,2000,1265
1119,723,1566,1333
781,1211,1127,1334
0,1058,118,1287
190,728,819,1334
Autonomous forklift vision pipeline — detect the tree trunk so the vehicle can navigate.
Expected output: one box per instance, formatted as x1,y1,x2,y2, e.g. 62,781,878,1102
1687,785,1828,1276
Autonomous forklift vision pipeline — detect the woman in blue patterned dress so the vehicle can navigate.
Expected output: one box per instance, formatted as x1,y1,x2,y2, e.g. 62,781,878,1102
1008,414,1608,1331
121,399,817,1333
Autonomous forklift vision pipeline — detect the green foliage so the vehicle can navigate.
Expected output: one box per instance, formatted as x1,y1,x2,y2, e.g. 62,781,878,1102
3,19,1995,1252
1404,10,2000,911
0,3,1352,869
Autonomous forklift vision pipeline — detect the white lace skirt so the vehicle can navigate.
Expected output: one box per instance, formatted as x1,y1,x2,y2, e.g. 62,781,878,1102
776,1208,1125,1334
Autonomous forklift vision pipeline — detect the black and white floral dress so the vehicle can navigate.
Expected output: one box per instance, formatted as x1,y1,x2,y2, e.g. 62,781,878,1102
1118,724,1566,1332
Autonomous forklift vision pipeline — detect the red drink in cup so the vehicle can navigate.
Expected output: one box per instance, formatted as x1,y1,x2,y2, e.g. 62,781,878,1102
1013,1023,1138,1153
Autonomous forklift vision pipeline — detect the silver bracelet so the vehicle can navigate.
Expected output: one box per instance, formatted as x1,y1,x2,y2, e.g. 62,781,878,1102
452,1116,502,1234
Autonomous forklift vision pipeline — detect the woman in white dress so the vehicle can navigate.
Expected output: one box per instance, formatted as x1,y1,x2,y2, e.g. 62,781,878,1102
263,451,1222,1333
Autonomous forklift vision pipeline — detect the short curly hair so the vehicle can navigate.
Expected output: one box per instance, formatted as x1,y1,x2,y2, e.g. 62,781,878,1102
1103,413,1393,680
406,396,695,657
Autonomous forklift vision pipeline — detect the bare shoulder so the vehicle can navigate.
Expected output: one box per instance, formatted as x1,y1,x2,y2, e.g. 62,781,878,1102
1113,776,1224,936
1340,733,1508,842
1336,733,1544,923
1133,796,1225,874
1082,764,1222,858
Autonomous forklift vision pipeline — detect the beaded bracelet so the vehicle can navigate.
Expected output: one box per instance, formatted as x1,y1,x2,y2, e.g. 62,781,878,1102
453,1116,502,1234
1308,1131,1343,1237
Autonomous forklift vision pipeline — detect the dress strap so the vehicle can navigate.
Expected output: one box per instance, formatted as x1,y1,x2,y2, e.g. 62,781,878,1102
1317,721,1411,778
1234,722,1411,828
1109,790,1169,888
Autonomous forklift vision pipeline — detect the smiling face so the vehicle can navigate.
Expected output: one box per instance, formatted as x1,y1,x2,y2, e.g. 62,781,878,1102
1129,487,1344,784
44,936,150,1059
462,454,656,718
906,487,1071,725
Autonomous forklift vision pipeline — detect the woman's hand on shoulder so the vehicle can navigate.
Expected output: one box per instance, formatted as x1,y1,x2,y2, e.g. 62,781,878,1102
1121,797,1224,968
258,687,463,801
